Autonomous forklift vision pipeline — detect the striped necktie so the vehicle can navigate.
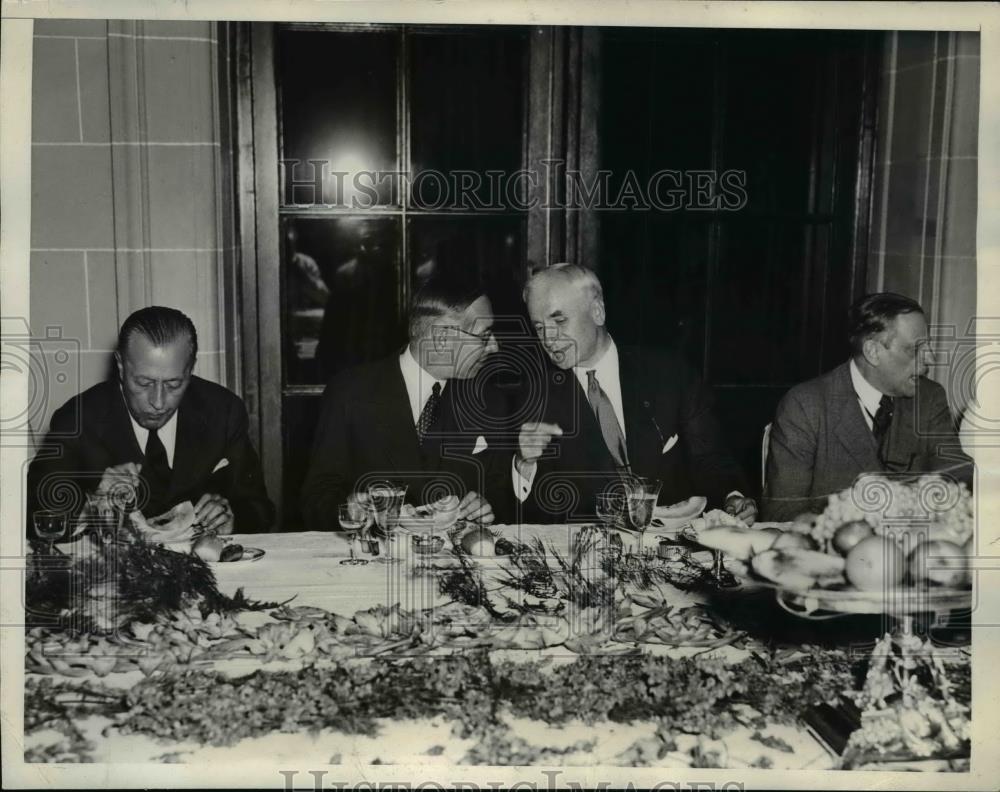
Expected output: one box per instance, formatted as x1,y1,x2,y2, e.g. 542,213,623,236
586,369,628,467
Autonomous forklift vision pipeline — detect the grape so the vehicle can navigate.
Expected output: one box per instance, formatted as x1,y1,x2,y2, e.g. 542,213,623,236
809,476,973,551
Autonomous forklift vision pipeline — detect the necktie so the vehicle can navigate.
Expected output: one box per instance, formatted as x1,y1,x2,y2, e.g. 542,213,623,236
586,370,628,467
872,394,894,463
144,428,172,512
416,382,442,446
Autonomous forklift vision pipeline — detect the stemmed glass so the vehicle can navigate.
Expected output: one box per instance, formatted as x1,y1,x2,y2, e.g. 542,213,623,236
367,483,407,564
33,511,68,555
626,477,662,557
85,492,117,545
338,502,370,565
595,491,625,554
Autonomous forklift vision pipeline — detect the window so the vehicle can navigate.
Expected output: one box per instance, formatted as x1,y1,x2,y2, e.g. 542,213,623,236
276,25,529,386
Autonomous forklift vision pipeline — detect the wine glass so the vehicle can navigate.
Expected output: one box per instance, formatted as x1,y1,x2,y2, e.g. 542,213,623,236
626,477,661,557
338,503,370,565
367,483,407,564
596,491,625,532
33,511,68,555
85,492,116,545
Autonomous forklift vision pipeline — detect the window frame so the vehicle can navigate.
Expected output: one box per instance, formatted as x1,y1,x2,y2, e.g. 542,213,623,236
233,22,597,524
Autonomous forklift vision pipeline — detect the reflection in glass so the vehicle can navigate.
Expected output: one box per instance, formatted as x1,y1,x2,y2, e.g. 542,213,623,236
409,31,526,208
283,217,403,384
278,29,398,207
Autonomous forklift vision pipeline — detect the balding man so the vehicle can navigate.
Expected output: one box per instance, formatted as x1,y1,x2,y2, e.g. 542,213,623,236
27,306,275,536
512,264,753,523
762,292,974,521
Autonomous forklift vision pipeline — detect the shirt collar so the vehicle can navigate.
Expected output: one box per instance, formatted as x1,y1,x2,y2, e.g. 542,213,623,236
574,336,619,384
849,358,886,417
399,346,446,425
120,386,179,466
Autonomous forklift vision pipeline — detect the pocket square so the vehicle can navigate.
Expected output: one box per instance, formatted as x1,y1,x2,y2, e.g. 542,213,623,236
472,435,488,455
212,458,230,473
661,434,679,454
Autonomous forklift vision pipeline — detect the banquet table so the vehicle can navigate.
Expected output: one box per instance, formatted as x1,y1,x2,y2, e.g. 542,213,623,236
20,527,884,768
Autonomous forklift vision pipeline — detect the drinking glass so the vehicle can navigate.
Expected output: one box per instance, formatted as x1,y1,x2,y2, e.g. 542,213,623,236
33,511,68,555
596,492,625,532
338,503,369,565
85,492,116,545
626,477,662,557
367,483,407,564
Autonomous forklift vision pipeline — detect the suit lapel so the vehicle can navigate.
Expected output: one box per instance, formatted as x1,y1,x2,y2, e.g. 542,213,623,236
96,384,146,466
170,390,207,500
618,347,660,473
830,363,880,471
373,357,423,473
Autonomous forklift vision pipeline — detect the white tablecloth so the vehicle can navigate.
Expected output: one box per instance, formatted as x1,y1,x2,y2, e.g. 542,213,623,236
26,527,834,769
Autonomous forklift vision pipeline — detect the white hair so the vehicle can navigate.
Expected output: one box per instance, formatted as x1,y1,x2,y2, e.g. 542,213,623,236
522,262,604,304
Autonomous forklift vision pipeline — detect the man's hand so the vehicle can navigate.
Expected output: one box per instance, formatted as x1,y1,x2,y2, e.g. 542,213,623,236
724,493,758,526
97,462,142,494
195,493,235,535
457,491,494,526
515,421,563,478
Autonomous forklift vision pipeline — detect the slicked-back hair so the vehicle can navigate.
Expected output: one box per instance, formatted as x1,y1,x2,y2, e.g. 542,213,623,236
408,276,486,341
848,292,924,355
522,262,604,305
118,306,198,365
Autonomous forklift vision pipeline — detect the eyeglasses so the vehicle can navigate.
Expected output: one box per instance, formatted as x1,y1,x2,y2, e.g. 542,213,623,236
444,325,495,346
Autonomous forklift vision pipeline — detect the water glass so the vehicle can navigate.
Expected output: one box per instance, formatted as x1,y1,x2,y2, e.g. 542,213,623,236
337,503,369,565
367,483,407,564
626,477,662,556
33,511,68,555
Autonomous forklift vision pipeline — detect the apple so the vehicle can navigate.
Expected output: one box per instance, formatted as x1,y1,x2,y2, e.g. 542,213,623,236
907,540,970,588
771,532,817,551
845,536,906,590
461,528,496,557
833,520,875,556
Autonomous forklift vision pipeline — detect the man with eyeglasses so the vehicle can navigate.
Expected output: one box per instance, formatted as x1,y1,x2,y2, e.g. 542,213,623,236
762,292,974,521
301,272,509,530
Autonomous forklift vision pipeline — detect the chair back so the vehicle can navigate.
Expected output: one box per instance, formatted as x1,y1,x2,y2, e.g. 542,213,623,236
761,421,773,491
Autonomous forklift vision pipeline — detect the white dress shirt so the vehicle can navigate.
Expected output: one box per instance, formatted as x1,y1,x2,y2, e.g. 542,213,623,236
849,358,885,431
513,337,745,506
125,399,179,468
514,338,627,501
399,346,446,426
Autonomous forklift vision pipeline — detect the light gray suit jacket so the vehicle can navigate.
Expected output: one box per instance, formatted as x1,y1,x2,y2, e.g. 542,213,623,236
761,362,973,521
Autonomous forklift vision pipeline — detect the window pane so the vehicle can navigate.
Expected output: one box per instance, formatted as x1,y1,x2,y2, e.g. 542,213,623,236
278,29,398,207
409,31,525,208
283,216,403,384
408,214,525,318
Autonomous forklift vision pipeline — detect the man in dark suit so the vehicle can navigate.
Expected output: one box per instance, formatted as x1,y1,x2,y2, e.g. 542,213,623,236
762,292,973,522
27,307,275,535
511,264,753,524
301,276,510,530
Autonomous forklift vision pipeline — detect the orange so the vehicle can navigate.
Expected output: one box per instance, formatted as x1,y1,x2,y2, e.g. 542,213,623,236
907,540,969,588
845,536,906,590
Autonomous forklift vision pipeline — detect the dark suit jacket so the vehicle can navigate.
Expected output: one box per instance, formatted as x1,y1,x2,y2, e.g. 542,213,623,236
515,346,747,523
26,377,275,535
761,361,973,521
301,355,512,530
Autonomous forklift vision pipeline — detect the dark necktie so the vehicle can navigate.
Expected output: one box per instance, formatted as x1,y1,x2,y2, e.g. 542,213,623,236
586,370,628,467
416,382,442,446
144,428,172,511
871,394,894,463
